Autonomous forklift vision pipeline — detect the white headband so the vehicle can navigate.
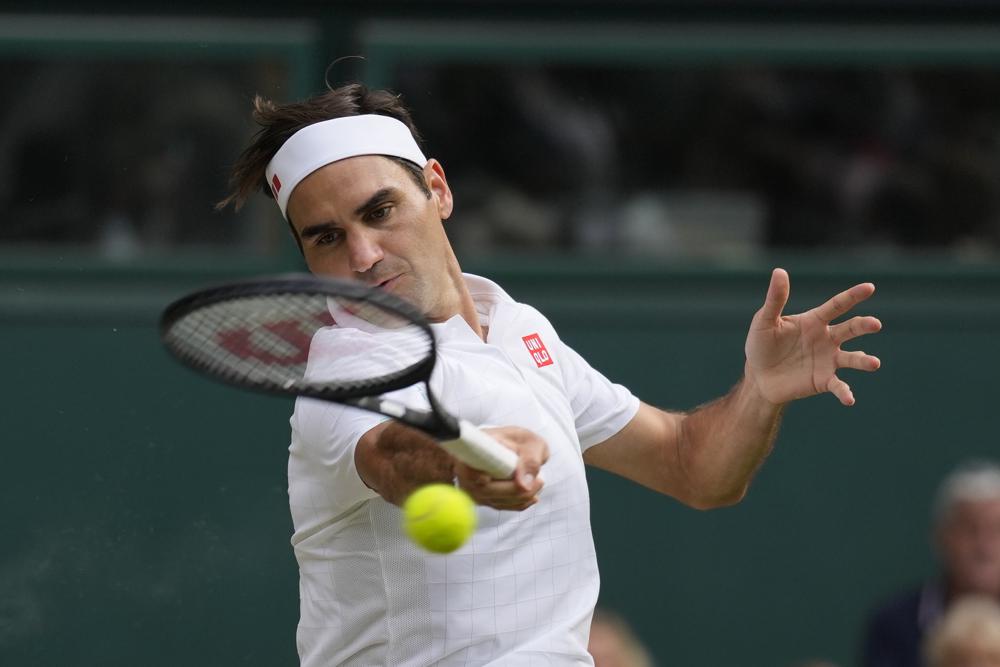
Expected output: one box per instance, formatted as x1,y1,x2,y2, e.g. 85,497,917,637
265,115,428,219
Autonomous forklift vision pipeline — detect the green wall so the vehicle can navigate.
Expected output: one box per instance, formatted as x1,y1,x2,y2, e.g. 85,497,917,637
2,257,999,666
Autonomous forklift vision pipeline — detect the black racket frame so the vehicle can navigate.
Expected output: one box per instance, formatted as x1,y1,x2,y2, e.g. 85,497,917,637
159,274,462,438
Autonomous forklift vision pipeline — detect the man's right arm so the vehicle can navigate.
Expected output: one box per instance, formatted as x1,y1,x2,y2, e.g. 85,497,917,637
355,421,455,505
355,421,548,510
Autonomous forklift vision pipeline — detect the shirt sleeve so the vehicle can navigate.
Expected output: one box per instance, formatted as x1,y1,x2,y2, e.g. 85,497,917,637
288,326,429,521
554,339,640,451
288,398,384,519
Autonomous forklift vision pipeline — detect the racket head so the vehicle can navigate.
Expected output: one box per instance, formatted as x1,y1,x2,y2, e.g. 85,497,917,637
159,274,437,402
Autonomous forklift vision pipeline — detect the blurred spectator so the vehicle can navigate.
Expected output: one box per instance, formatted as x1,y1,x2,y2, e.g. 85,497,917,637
394,63,1000,259
588,607,654,667
0,59,275,254
924,596,1000,667
862,460,1000,667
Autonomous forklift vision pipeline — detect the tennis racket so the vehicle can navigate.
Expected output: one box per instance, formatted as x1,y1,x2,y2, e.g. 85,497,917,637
159,274,518,479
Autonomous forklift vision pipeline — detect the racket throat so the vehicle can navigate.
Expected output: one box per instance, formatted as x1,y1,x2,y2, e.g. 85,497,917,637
347,395,460,440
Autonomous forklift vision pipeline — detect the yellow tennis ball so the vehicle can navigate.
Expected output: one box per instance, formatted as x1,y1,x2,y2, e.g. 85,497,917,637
403,483,476,554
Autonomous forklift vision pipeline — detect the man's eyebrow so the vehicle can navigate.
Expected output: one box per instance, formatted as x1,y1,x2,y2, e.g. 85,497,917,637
299,221,336,240
354,188,396,217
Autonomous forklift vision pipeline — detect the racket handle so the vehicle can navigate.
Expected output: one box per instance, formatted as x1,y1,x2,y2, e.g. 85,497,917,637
440,420,519,479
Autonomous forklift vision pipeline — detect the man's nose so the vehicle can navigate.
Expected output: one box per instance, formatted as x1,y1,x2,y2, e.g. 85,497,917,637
347,230,384,274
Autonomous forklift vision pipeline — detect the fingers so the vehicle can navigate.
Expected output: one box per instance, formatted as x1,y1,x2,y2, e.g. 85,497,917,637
826,374,855,406
830,315,882,344
514,443,546,491
828,344,879,407
836,349,881,372
813,282,876,323
819,285,879,406
455,426,549,512
756,268,791,322
455,463,543,511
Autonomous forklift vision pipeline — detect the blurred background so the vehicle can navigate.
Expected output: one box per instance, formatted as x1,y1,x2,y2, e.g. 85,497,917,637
2,1,1000,665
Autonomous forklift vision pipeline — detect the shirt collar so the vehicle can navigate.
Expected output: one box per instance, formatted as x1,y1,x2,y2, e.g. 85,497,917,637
461,272,514,329
428,273,513,342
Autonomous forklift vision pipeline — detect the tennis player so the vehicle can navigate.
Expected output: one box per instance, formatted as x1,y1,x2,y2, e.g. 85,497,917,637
219,82,882,666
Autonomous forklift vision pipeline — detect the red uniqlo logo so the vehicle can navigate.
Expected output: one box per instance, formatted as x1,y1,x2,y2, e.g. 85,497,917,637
271,174,282,195
522,333,553,368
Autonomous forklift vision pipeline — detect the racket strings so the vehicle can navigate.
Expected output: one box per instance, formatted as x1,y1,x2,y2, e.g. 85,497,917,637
163,292,434,396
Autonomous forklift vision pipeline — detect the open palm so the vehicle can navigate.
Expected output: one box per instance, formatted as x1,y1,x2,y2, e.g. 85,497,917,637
745,269,882,406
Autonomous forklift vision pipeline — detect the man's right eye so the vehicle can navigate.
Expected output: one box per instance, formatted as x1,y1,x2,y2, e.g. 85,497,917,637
315,231,342,246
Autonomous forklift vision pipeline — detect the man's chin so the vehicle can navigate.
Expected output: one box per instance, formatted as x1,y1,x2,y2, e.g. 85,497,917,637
387,283,427,313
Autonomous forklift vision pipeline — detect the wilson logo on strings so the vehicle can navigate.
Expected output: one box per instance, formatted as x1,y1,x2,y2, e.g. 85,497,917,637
217,310,334,366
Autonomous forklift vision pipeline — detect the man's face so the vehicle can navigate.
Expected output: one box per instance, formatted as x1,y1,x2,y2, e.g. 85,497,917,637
285,155,457,320
937,497,1000,597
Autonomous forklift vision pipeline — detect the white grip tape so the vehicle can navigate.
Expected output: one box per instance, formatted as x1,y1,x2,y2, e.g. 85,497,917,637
439,420,518,479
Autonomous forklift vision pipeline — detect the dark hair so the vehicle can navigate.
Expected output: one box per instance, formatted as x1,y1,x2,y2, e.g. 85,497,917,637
218,83,431,215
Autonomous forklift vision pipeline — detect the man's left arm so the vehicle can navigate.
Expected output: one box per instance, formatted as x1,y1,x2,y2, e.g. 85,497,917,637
583,268,882,510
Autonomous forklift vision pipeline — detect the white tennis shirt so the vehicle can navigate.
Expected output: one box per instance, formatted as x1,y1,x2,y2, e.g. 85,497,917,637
288,274,639,666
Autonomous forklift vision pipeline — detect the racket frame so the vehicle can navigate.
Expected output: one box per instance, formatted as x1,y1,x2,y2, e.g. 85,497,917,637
160,274,469,442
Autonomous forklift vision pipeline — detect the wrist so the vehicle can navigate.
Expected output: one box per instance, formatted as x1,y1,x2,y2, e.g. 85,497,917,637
742,361,786,411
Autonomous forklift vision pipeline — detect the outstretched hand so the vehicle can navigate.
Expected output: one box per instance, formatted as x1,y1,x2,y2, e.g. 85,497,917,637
745,268,882,406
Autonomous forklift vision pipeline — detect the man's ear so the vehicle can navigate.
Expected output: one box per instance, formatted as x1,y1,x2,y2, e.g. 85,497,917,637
424,159,453,220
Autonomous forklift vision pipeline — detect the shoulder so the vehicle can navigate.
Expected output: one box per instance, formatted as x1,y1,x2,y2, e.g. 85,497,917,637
862,584,930,667
866,584,925,632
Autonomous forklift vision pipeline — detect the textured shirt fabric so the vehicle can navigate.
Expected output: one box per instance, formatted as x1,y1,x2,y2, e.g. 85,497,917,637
287,274,640,666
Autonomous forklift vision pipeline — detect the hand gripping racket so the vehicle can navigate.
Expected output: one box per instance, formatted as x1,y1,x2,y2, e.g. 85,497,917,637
159,274,517,479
